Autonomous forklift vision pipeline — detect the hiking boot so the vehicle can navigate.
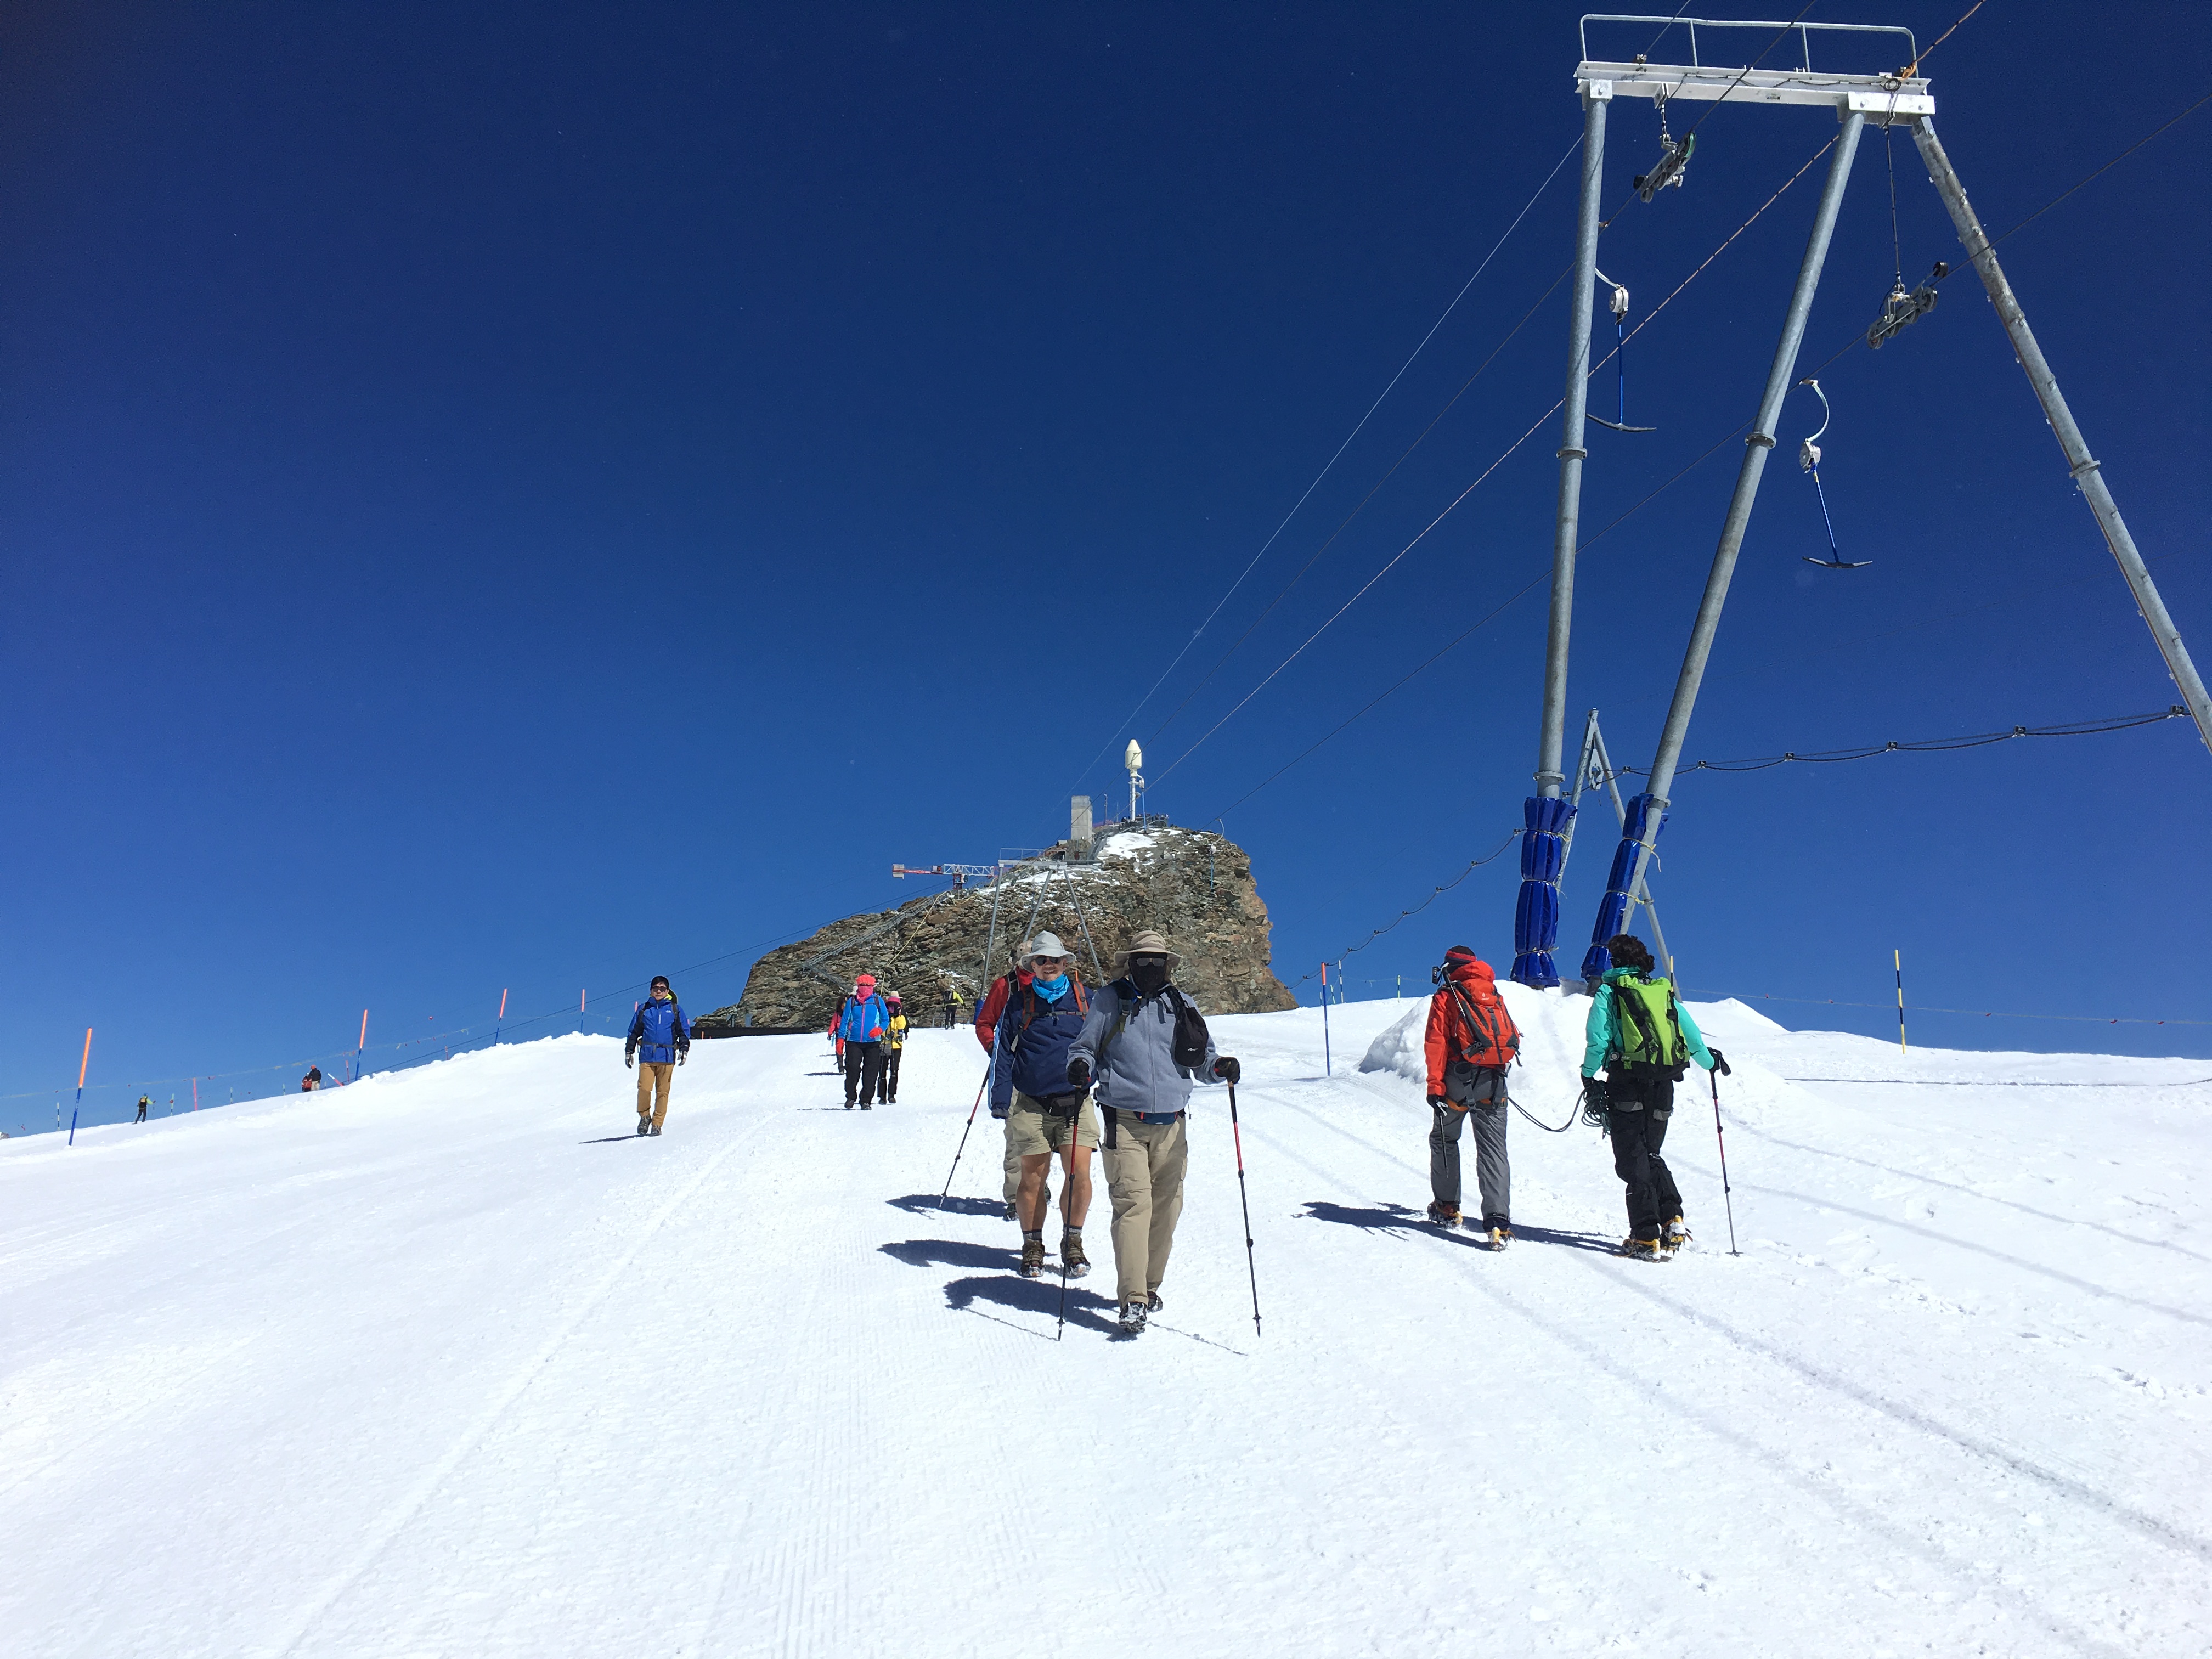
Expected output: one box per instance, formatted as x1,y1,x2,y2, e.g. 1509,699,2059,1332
1118,1299,1149,1336
1003,1200,1019,1222
648,1123,662,1137
861,1103,872,1111
1146,1290,1163,1312
1018,1237,1046,1278
1425,1201,1462,1227
635,1116,651,1137
1060,1232,1090,1279
1663,1217,1691,1251
1617,1237,1667,1261
1486,1225,1512,1251
844,1101,855,1110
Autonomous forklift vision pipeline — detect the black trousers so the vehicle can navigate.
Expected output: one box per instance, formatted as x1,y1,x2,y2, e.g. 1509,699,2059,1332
844,1042,884,1105
1606,1077,1683,1239
874,1048,902,1103
135,1103,148,1122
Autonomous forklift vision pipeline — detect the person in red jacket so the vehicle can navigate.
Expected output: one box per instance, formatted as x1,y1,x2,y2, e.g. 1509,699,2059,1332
975,942,1035,1220
1423,945,1521,1249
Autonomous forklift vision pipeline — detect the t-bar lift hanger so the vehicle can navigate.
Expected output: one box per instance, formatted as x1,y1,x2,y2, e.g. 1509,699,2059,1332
1587,268,1656,433
1796,378,1870,569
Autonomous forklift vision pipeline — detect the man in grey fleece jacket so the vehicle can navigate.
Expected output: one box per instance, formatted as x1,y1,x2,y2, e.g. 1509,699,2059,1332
1066,930,1240,1336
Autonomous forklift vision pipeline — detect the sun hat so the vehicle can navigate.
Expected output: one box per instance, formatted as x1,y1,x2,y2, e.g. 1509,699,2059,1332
1109,929,1181,972
1025,931,1073,965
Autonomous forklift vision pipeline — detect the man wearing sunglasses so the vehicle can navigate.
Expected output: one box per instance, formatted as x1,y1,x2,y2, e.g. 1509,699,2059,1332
991,934,1095,1280
624,975,690,1137
1066,930,1240,1336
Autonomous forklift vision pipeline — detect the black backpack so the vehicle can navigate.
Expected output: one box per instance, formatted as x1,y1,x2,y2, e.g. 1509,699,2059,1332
1106,980,1211,1073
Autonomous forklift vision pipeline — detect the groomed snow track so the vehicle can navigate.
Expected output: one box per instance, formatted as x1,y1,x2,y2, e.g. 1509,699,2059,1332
3,992,2207,1657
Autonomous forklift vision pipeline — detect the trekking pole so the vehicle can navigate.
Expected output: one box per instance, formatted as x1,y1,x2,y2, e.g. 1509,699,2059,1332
1709,1057,1739,1256
937,1037,998,1209
1226,1080,1262,1337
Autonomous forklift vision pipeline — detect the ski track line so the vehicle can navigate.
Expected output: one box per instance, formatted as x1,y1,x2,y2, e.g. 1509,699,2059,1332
267,1127,751,1659
1733,1121,2212,1265
1740,1179,2212,1329
1250,1085,2212,1582
1243,1105,2154,1658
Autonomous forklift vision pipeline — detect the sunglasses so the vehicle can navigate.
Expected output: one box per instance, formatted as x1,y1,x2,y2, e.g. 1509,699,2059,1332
1031,956,1069,968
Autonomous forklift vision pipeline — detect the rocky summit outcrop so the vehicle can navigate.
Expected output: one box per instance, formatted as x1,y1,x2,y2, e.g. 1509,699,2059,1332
707,822,1298,1031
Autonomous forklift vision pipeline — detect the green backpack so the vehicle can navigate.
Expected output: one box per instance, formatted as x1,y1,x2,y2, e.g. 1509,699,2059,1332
1610,974,1690,1081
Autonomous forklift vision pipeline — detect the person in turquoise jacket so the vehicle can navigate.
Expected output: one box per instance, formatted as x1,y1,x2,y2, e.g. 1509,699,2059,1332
1580,934,1725,1259
837,973,892,1110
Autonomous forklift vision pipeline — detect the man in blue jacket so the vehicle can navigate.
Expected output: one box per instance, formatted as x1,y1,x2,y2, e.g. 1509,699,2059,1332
837,973,891,1110
1580,935,1725,1258
992,933,1096,1280
625,975,691,1137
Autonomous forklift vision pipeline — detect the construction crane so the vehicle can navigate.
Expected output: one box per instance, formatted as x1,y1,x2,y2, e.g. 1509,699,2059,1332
890,861,1002,890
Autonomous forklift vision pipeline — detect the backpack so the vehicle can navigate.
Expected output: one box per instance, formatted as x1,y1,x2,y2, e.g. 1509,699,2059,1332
1440,979,1520,1107
1103,981,1211,1073
1611,974,1690,1081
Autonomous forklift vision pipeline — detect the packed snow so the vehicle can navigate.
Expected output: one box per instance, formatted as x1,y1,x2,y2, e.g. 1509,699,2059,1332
4,987,2208,1657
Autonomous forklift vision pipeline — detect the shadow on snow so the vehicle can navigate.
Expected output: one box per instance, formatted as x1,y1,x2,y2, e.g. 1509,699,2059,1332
1299,1200,1618,1256
878,1238,1120,1334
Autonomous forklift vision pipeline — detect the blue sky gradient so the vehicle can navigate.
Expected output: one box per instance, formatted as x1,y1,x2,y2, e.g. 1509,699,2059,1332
3,3,2207,1130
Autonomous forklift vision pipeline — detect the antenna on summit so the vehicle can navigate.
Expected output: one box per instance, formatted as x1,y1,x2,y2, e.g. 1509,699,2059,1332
1124,740,1145,823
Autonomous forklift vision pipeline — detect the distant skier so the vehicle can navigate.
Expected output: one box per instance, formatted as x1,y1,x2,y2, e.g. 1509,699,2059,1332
837,974,891,1110
877,991,907,1104
301,1067,323,1093
1423,946,1521,1249
1581,935,1725,1259
625,976,691,1137
134,1094,151,1122
992,934,1097,1281
1067,930,1239,1336
978,944,1036,1219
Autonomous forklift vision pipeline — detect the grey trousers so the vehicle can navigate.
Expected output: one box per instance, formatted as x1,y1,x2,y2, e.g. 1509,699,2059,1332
1430,1101,1510,1227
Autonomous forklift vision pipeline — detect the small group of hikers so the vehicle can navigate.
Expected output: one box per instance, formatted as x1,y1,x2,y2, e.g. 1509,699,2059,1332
1421,932,1725,1260
970,929,1238,1336
828,976,906,1108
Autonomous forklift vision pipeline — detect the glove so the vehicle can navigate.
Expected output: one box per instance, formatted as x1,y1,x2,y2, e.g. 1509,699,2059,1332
1581,1076,1607,1110
1213,1056,1240,1085
1708,1047,1731,1077
678,1052,687,1067
989,1104,1009,1121
625,1054,635,1070
1426,1094,1447,1109
1066,1058,1091,1088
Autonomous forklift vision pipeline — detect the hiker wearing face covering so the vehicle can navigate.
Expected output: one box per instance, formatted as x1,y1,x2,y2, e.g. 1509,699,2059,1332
990,933,1096,1282
1066,930,1240,1336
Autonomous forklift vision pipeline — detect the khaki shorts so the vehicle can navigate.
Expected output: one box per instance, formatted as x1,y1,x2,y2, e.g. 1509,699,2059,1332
1006,1092,1100,1156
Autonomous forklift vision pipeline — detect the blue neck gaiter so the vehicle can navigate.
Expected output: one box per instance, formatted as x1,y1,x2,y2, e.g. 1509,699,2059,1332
1031,973,1070,1003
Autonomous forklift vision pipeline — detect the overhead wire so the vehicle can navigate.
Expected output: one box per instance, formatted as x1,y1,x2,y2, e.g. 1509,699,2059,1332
1152,132,1840,790
1062,133,1586,792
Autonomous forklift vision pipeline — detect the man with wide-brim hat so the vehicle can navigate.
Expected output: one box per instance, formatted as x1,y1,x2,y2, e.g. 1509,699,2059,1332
977,940,1040,1220
1066,930,1240,1335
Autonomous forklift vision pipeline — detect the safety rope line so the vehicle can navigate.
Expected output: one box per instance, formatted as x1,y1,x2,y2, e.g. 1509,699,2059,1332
1280,830,1523,992
1783,1076,2212,1087
1652,706,2190,772
1063,133,1586,792
1686,988,2211,1029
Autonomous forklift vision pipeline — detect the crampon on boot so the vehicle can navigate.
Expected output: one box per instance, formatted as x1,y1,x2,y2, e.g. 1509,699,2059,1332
1060,1232,1090,1279
1485,1225,1511,1252
1018,1236,1045,1279
1425,1201,1462,1227
1663,1217,1691,1252
1617,1237,1667,1261
1116,1299,1149,1336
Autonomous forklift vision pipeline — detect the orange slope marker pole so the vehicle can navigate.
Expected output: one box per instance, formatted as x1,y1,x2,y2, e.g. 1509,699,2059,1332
68,1028,92,1143
495,988,508,1046
354,1010,369,1083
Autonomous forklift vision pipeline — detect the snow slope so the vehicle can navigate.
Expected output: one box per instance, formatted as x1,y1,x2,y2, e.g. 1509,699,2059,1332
4,990,2208,1658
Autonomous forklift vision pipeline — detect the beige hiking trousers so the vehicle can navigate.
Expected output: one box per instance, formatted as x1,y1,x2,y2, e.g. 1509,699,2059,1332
1101,1111,1187,1304
635,1062,674,1128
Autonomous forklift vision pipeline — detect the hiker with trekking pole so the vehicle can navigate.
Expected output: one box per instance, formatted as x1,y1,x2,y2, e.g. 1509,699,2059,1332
1064,930,1243,1338
975,941,1037,1220
1579,934,1726,1260
989,933,1096,1284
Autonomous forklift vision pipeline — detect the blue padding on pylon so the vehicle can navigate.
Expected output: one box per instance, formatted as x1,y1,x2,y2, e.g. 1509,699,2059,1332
1510,795,1576,988
1580,793,1665,981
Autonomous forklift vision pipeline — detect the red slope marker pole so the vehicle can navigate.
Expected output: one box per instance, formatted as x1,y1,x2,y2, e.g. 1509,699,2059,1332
353,1010,368,1084
68,1028,92,1143
495,988,507,1046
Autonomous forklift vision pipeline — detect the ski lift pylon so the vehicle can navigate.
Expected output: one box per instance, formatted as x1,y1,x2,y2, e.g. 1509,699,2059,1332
1796,379,1871,569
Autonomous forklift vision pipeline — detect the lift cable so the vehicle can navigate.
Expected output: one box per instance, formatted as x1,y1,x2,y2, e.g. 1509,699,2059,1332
1061,133,1585,793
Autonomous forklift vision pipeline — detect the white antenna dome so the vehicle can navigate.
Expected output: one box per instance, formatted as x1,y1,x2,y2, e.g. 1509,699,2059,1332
1125,740,1143,771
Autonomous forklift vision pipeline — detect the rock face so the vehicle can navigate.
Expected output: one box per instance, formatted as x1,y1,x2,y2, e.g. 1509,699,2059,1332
708,822,1298,1031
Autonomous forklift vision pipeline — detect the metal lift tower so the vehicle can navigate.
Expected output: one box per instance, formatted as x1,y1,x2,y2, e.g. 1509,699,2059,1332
1508,14,2210,992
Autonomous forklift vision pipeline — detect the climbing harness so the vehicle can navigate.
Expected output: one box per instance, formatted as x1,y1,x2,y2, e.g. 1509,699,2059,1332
1588,269,1656,434
1796,379,1871,569
1633,94,1695,203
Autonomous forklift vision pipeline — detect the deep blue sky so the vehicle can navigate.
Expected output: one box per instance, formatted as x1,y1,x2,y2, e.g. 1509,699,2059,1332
4,3,2207,1128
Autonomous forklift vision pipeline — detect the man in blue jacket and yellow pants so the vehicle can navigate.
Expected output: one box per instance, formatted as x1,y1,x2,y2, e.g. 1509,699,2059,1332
627,975,690,1137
